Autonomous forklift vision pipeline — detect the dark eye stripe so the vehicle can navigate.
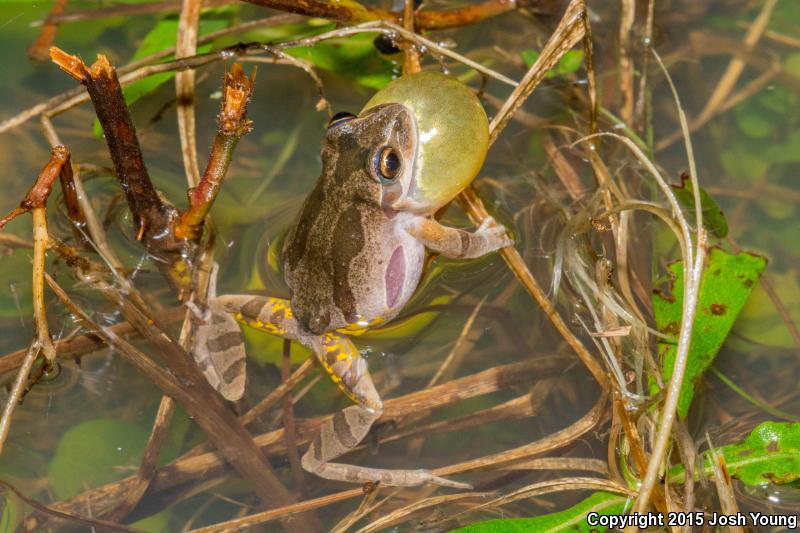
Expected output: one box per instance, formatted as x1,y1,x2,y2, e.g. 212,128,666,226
328,111,356,128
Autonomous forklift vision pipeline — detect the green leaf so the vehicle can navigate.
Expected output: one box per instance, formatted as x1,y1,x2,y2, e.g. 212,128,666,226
286,33,398,90
48,419,149,500
520,49,584,78
0,491,22,533
670,421,800,487
451,492,629,533
784,52,800,79
670,173,729,237
652,248,766,418
734,104,774,138
556,50,585,75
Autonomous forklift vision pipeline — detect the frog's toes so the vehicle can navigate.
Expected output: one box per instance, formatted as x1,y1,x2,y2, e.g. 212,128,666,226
417,470,472,489
476,216,513,249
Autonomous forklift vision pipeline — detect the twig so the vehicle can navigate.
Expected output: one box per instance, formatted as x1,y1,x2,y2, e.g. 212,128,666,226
107,398,176,522
706,435,744,533
0,343,39,456
0,16,299,135
444,477,632,526
41,115,126,272
27,0,69,61
40,0,235,25
241,358,315,426
630,50,708,517
451,0,606,388
486,0,586,147
42,275,310,529
355,492,494,533
174,64,255,241
176,0,202,187
45,359,558,520
239,0,521,30
186,390,605,533
0,479,140,533
281,341,307,498
618,0,635,124
49,49,178,248
275,22,519,87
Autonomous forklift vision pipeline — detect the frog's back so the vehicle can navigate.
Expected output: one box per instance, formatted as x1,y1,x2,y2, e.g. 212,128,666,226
283,105,425,336
283,179,424,336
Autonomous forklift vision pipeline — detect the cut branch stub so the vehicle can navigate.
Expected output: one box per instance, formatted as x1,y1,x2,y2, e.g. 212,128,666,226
0,145,70,230
49,47,178,248
174,64,256,241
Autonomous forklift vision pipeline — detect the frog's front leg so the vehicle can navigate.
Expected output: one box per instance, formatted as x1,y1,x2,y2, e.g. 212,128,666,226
405,216,512,259
215,295,470,489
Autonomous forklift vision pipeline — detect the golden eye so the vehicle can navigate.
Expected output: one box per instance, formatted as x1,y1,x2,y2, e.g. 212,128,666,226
376,146,401,183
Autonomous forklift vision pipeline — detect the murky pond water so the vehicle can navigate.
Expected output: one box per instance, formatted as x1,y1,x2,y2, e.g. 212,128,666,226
0,1,798,531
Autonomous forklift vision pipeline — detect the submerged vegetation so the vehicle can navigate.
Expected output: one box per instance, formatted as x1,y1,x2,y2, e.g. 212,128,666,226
0,0,798,531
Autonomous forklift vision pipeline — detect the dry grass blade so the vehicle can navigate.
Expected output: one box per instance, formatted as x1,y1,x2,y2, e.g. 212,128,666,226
706,434,744,533
0,343,39,456
330,485,393,533
500,457,608,474
355,492,494,533
241,358,315,426
434,392,606,478
463,476,634,515
487,0,587,147
175,0,202,187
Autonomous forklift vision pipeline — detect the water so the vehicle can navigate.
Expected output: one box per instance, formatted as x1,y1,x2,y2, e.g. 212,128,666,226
0,1,798,531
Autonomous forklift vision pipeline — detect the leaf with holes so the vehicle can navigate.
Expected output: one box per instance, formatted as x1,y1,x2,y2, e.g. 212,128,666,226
652,247,766,418
670,421,800,487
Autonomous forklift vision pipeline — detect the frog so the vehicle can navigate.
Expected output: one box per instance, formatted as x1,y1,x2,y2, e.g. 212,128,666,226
202,71,513,488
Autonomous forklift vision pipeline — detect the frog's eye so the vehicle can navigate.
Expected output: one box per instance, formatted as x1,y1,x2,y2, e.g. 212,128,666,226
375,146,402,183
328,112,356,128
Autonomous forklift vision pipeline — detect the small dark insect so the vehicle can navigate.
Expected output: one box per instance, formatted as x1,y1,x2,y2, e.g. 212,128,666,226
373,34,401,55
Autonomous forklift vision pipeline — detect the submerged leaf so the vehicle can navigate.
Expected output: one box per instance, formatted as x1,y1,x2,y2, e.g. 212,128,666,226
670,172,728,237
521,49,584,77
451,492,629,533
48,419,149,500
286,33,397,90
653,248,766,418
670,421,800,487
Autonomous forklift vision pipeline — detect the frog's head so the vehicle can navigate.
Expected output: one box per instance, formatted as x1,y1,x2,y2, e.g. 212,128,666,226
362,71,489,214
322,102,419,212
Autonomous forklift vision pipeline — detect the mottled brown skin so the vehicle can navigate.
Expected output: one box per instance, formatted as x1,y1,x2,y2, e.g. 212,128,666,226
283,104,425,336
207,102,511,488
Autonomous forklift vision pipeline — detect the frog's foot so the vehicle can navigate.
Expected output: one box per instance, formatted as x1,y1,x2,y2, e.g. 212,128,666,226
405,216,512,260
301,405,471,489
475,216,514,251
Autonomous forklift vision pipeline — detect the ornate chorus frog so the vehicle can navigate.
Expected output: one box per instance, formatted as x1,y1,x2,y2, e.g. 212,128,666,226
196,71,512,488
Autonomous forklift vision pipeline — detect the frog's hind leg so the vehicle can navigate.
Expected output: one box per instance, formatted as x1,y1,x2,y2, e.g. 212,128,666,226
302,333,470,489
215,295,298,338
216,295,468,488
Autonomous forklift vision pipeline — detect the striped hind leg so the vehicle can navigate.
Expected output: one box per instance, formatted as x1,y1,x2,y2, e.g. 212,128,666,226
215,295,470,488
301,332,470,488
